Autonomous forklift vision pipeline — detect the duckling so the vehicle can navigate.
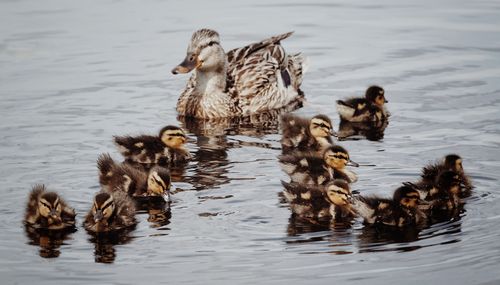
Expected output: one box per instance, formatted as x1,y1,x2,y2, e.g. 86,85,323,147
24,185,76,230
353,185,426,227
83,191,137,233
114,125,191,168
279,145,359,186
172,29,308,119
97,153,171,201
280,113,335,154
336,85,389,122
427,170,463,211
282,179,356,221
416,154,472,199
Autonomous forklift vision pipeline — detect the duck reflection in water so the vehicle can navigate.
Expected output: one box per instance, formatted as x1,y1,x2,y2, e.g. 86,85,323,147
337,118,388,142
134,197,172,228
89,228,135,264
24,226,76,258
178,104,300,191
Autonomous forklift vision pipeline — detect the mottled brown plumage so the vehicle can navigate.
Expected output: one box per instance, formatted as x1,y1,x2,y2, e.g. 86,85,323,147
173,29,307,119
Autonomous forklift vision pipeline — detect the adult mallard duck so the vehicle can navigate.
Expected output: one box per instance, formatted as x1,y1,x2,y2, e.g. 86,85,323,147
24,185,76,230
280,113,335,154
172,29,308,119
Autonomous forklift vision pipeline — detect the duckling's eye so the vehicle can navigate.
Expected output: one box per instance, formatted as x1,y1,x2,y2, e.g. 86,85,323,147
189,55,195,61
208,41,216,47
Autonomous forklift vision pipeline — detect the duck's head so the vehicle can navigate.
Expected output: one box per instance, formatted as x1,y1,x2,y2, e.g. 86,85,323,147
160,125,187,149
443,154,463,173
325,179,352,206
324,145,359,170
365,85,387,107
147,166,172,197
437,170,461,196
393,185,420,210
172,29,225,74
309,114,335,138
92,192,115,231
38,192,63,225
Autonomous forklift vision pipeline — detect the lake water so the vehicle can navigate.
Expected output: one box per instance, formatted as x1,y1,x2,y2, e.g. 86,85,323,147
1,0,500,284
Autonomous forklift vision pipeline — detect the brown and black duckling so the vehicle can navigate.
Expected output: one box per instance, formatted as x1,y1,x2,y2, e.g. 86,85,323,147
279,145,359,185
415,154,472,199
353,185,427,227
336,85,389,122
280,113,335,154
427,170,464,211
83,191,137,233
97,153,171,202
24,185,76,230
114,125,191,168
282,179,356,221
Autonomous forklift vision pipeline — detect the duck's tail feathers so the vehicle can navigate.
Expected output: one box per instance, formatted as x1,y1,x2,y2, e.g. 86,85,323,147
97,153,115,178
288,53,308,89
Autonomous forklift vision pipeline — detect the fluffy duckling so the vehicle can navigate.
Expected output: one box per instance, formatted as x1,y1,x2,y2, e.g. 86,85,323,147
427,170,463,211
279,145,359,185
336,85,389,122
280,113,335,154
97,153,171,201
24,185,76,230
416,154,472,199
172,29,307,119
282,179,356,221
353,185,426,227
114,125,191,168
83,191,137,233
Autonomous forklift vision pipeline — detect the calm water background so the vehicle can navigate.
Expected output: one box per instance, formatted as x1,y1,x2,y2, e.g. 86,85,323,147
1,0,500,284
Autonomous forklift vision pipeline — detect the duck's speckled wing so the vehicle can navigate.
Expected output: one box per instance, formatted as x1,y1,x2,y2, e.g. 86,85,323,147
226,32,306,114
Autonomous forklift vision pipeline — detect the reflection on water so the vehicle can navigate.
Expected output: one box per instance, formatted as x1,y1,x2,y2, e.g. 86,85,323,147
179,104,300,190
337,119,389,141
24,226,76,259
88,228,136,264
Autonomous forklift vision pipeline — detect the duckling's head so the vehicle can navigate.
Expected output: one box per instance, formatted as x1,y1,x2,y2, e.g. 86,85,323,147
325,179,352,206
393,185,420,209
147,166,172,197
172,29,225,74
323,145,359,170
160,125,187,149
92,192,115,229
365,85,387,107
38,192,62,225
443,154,463,173
309,114,334,138
437,170,461,195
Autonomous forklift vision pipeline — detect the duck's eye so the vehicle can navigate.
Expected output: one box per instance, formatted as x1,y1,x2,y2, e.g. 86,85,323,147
189,55,195,61
208,41,215,47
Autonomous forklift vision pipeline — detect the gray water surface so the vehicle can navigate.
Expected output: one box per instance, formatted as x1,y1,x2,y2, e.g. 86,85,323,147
1,0,500,284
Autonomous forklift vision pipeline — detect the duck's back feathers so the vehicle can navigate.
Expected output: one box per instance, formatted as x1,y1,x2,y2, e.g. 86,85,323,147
279,153,331,185
280,113,309,152
226,32,306,114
